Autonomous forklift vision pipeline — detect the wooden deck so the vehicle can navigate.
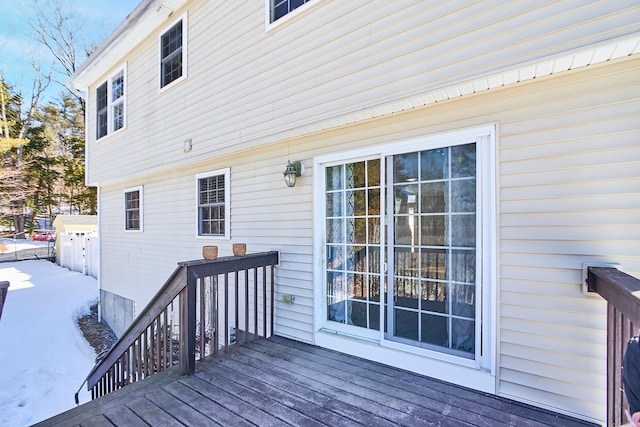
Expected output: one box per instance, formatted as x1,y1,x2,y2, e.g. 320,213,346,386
37,336,596,427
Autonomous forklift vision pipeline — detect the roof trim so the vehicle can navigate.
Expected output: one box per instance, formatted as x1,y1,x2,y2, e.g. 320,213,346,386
68,0,188,90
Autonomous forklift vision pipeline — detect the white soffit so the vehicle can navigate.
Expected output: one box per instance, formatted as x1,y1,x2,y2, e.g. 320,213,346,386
275,33,640,141
68,0,188,90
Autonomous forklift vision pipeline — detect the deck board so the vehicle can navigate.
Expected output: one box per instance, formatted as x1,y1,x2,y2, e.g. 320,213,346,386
100,406,147,427
36,336,599,427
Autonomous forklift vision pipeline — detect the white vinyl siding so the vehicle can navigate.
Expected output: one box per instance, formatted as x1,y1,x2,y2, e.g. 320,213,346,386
96,58,638,424
81,1,640,424
83,0,639,185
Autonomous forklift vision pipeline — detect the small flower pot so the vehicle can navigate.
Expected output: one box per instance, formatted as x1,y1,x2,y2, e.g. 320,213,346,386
202,245,218,260
232,243,246,256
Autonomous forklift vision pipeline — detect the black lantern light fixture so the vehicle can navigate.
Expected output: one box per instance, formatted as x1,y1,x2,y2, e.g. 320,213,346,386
283,160,304,187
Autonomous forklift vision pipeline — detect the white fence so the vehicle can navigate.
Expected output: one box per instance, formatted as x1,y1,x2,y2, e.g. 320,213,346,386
59,234,99,278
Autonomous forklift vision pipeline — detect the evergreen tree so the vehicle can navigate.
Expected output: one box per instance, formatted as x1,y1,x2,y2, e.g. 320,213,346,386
0,77,32,237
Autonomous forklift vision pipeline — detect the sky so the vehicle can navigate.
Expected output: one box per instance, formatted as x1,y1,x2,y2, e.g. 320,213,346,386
0,258,99,426
0,0,140,103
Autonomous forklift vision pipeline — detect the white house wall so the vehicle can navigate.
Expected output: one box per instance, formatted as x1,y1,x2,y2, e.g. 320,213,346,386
78,1,640,424
94,54,640,423
83,0,640,186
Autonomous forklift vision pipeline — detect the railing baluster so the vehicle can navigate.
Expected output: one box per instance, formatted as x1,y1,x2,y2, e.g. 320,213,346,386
209,276,216,356
234,270,239,346
143,329,149,378
154,318,159,373
169,301,174,367
270,265,275,337
245,268,250,344
263,267,267,338
254,268,258,339
162,307,171,369
136,337,142,381
224,273,229,351
199,277,205,360
213,275,219,356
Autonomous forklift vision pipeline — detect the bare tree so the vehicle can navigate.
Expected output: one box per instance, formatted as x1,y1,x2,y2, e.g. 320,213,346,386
27,0,90,107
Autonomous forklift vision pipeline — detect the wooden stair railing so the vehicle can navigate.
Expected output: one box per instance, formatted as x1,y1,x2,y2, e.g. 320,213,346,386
587,267,640,426
77,251,278,402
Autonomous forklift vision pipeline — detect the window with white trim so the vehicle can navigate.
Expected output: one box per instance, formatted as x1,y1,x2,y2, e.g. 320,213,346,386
270,0,313,22
197,169,230,238
160,16,186,88
124,186,143,231
95,65,126,140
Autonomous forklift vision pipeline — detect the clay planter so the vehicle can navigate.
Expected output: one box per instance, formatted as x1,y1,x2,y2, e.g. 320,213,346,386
232,243,246,256
202,245,218,260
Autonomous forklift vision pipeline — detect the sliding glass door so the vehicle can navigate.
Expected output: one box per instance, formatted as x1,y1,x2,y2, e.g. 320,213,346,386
321,128,492,364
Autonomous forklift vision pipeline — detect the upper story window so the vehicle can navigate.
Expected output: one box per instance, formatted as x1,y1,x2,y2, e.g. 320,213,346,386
124,186,143,231
95,65,126,140
271,0,312,22
96,83,108,139
160,16,186,89
196,168,230,238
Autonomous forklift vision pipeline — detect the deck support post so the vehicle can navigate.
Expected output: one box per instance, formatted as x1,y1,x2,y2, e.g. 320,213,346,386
180,271,197,375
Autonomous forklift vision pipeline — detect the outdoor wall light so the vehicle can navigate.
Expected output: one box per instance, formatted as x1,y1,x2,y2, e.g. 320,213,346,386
283,160,304,187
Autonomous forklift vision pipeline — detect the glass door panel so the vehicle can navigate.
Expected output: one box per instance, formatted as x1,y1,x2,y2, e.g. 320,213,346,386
325,159,383,331
388,143,477,358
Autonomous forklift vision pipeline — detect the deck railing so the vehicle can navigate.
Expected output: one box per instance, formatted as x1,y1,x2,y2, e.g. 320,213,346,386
0,281,9,320
587,267,640,426
78,251,278,402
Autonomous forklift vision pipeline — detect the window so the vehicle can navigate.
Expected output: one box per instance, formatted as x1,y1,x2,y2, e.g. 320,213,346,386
96,82,108,139
95,65,126,140
160,16,186,88
111,70,125,132
197,169,230,238
271,0,312,22
124,186,143,231
317,126,495,367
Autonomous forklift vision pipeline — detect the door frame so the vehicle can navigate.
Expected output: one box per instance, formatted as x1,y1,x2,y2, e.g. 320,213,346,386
312,124,497,388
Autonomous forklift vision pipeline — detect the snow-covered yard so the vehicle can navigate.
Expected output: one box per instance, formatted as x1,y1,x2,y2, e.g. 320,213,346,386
0,259,98,426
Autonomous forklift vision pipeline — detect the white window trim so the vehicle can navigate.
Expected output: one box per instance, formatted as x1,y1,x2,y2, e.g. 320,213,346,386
159,13,188,92
124,185,143,232
96,63,127,140
312,125,497,389
264,0,319,31
195,168,231,240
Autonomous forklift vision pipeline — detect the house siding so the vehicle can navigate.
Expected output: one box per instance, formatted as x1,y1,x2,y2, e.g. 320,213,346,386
74,1,640,424
84,0,640,185
94,55,640,423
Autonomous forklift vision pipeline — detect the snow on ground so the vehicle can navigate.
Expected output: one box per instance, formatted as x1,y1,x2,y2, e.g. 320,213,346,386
0,260,98,426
